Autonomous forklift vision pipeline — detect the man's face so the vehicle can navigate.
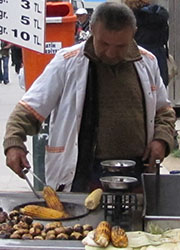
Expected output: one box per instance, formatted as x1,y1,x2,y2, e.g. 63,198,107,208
77,14,88,24
91,21,134,65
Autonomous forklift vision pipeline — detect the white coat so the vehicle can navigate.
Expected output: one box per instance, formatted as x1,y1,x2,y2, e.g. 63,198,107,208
21,41,171,191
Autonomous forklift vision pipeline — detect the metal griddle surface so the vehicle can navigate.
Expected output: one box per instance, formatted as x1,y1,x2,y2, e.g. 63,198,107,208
0,191,105,250
14,201,89,221
142,174,180,217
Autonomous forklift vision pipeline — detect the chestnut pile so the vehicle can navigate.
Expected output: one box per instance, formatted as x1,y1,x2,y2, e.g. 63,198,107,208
0,207,93,240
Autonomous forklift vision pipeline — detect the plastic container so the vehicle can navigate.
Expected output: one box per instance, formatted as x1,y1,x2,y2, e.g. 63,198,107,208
170,170,180,174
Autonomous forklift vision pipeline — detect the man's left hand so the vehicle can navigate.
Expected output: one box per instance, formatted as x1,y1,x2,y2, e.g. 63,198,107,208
142,139,167,168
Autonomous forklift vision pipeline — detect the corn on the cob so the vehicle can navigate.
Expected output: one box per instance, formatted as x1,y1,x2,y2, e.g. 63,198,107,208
20,205,69,219
94,221,111,247
111,226,128,248
43,186,64,211
84,188,103,210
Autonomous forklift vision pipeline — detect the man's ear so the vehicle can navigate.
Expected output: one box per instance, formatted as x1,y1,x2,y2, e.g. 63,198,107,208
90,24,94,34
134,26,137,35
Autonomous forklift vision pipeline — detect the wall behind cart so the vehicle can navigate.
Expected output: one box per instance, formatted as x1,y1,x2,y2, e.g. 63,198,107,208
167,0,180,110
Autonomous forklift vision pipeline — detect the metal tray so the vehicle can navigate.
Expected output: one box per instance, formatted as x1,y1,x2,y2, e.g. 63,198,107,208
101,160,136,172
100,176,137,190
14,201,90,221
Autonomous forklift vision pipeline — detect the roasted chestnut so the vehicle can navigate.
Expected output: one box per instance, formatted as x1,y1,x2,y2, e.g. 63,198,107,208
22,233,33,240
34,235,44,240
32,222,44,230
17,221,29,229
73,224,83,233
0,211,8,223
21,215,33,225
0,222,13,233
83,230,90,237
54,227,66,235
46,230,56,236
10,232,21,239
8,210,20,219
83,224,93,231
56,233,69,240
0,230,10,239
64,226,73,235
11,216,20,225
44,222,61,232
69,231,83,240
41,230,47,238
45,233,56,240
14,229,29,235
29,227,41,236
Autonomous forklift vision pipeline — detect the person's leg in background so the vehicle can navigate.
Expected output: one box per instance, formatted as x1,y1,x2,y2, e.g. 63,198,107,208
13,47,22,74
0,58,3,83
11,47,15,66
15,60,22,74
3,56,9,84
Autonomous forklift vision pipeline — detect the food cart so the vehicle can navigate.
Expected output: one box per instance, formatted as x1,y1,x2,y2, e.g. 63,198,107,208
0,190,143,250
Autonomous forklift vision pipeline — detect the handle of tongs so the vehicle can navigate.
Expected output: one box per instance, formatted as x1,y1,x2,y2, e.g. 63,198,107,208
22,168,41,199
27,168,46,187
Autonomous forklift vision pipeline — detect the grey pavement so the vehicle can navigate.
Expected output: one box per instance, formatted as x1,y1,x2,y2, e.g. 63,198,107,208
0,62,180,192
0,62,33,192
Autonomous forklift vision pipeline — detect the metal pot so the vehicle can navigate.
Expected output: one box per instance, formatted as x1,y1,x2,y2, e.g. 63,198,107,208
100,160,136,173
100,176,138,190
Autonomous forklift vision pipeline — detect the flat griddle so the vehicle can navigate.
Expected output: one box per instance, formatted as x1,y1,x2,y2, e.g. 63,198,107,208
14,201,90,221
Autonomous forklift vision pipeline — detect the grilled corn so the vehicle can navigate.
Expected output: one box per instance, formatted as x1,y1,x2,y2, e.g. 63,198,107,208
94,221,111,247
43,186,64,211
20,205,68,219
84,188,103,210
111,226,128,248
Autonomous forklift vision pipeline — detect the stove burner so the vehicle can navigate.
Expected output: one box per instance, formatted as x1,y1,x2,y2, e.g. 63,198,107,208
101,193,138,230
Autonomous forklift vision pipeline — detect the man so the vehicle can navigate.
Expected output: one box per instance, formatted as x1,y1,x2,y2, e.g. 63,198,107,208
75,8,90,43
0,40,11,84
125,0,169,87
3,2,175,192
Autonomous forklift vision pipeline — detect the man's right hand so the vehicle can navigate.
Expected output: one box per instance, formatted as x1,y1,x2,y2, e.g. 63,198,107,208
6,147,31,178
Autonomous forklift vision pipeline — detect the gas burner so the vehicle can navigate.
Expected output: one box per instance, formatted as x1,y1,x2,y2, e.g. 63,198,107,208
101,192,138,230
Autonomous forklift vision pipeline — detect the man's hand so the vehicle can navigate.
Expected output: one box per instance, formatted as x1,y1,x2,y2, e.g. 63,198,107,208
142,139,167,168
6,147,31,178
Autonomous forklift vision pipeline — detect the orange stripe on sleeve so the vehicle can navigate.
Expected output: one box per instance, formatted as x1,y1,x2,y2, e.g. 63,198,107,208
140,49,155,60
19,100,45,123
46,145,65,153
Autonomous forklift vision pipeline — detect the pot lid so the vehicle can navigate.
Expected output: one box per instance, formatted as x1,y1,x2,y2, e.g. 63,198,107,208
101,160,136,168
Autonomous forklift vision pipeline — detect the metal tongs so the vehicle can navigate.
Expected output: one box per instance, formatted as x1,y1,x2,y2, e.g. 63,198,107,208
22,168,46,199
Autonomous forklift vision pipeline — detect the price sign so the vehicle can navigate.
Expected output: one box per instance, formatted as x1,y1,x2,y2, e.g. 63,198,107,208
0,0,46,53
45,42,62,54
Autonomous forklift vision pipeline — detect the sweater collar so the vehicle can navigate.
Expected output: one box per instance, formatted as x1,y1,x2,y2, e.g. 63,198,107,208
84,36,142,64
